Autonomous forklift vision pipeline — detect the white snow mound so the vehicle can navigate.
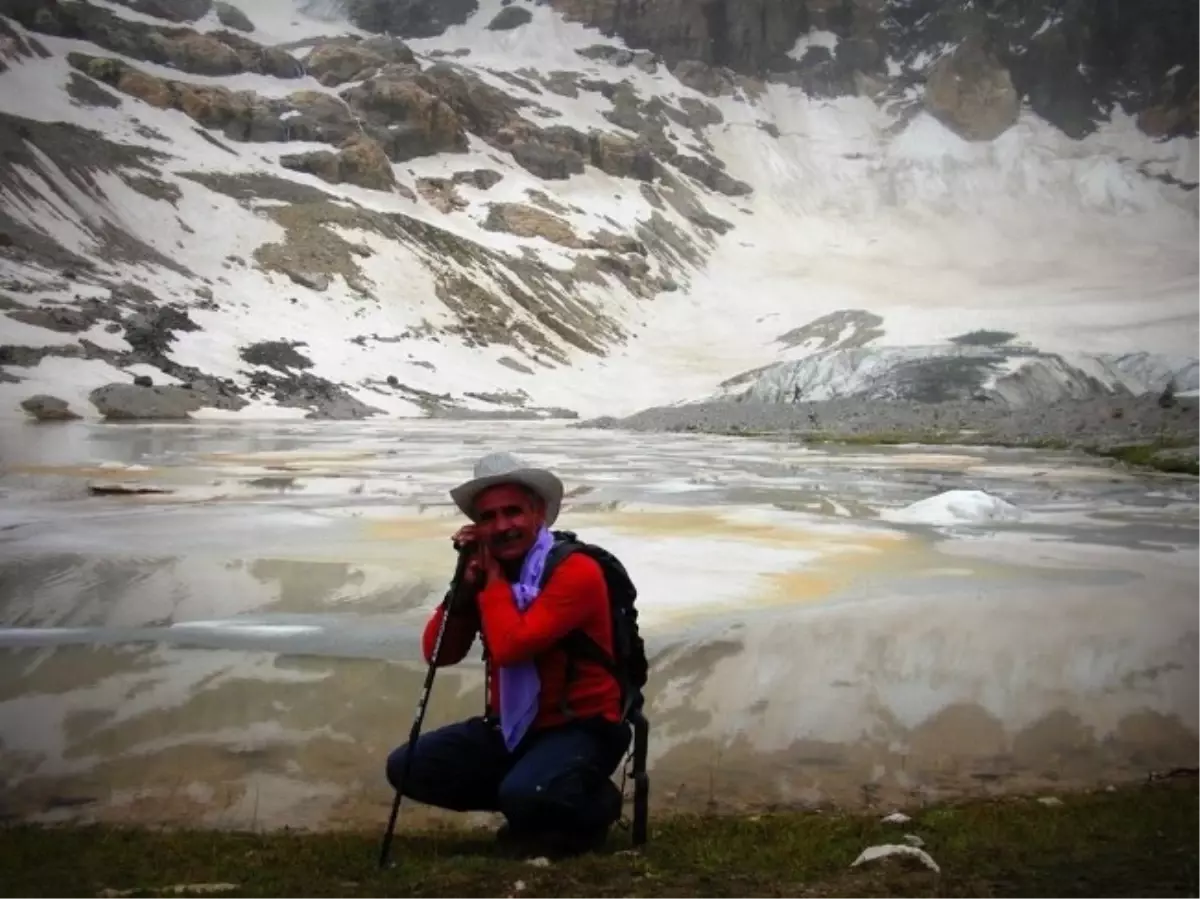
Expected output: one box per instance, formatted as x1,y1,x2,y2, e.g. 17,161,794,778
880,490,1025,526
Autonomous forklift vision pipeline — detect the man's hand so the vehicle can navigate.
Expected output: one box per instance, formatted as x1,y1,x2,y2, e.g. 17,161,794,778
451,524,507,596
452,524,478,550
451,525,487,591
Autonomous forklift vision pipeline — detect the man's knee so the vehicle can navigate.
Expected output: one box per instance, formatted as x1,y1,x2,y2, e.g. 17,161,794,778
385,743,416,795
497,753,598,830
496,768,562,828
385,741,440,805
382,718,506,812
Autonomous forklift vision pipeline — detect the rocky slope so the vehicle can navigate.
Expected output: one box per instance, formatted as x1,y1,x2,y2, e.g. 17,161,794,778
0,0,1196,422
543,0,1198,140
709,329,1199,407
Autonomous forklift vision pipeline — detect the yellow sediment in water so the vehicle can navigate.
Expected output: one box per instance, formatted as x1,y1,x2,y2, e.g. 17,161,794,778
576,507,891,543
197,450,381,466
363,507,902,549
359,506,984,613
363,516,459,543
760,533,969,607
7,464,165,479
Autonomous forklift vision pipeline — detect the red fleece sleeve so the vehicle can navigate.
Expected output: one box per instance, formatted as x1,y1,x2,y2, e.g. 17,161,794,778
477,554,604,667
421,599,480,667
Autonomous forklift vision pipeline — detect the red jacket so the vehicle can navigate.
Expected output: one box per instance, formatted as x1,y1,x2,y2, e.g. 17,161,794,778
421,551,622,731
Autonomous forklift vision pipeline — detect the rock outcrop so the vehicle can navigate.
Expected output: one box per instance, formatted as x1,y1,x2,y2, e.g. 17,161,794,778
339,69,471,160
545,0,1197,139
488,6,532,31
923,38,1019,141
106,0,212,22
483,202,582,247
342,0,479,38
416,177,468,213
6,2,302,78
305,37,416,86
548,0,805,72
64,39,744,192
69,55,361,145
214,1,254,32
280,134,398,192
1137,85,1199,139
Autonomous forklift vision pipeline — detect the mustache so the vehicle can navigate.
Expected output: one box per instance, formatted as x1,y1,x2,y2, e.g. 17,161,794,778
490,529,523,546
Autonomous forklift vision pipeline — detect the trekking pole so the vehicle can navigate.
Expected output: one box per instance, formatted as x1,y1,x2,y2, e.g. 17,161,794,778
378,546,472,869
630,707,650,847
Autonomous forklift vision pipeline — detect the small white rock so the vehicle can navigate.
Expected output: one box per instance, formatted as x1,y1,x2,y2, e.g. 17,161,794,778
164,886,239,895
526,856,551,868
903,833,925,847
1037,796,1064,807
512,880,527,892
882,811,912,824
851,843,941,874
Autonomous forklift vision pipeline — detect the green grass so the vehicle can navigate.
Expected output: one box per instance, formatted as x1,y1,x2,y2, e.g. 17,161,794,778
709,427,1198,475
1090,441,1200,476
2,780,1195,897
712,427,967,445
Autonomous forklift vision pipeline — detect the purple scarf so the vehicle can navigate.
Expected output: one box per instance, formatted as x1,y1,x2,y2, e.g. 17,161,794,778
498,525,555,751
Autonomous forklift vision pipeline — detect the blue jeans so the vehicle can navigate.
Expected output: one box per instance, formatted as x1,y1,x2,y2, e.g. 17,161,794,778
385,716,630,836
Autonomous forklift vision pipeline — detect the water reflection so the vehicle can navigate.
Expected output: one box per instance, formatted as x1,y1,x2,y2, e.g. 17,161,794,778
0,419,1195,829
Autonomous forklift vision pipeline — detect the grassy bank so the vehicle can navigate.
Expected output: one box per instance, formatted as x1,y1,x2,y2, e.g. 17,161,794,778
707,427,1199,475
2,779,1195,897
1091,441,1200,475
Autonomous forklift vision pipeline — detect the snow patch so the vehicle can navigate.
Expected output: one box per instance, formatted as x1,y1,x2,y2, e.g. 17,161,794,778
788,29,840,61
881,490,1025,527
0,0,1194,422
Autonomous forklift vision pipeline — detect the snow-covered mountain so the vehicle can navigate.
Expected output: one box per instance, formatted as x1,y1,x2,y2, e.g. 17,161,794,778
709,327,1200,407
0,0,1196,422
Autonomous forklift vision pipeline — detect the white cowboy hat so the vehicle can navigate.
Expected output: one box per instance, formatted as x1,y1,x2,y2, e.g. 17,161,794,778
449,451,564,526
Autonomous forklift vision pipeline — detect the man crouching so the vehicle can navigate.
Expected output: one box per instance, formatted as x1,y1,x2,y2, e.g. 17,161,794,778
385,452,631,856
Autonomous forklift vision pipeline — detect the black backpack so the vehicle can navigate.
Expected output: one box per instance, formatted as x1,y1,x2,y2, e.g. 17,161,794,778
539,529,649,719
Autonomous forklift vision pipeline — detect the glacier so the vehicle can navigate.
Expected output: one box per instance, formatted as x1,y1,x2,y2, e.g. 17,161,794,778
711,343,1200,406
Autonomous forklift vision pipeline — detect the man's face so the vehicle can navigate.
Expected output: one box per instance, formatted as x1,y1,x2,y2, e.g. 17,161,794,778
472,483,545,561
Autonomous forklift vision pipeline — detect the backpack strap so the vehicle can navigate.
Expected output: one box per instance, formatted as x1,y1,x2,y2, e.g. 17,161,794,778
540,532,586,721
561,628,639,719
539,531,638,720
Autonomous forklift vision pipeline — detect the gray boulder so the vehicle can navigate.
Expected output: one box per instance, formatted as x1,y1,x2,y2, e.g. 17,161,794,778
20,394,82,421
89,383,206,420
487,6,532,31
214,1,254,31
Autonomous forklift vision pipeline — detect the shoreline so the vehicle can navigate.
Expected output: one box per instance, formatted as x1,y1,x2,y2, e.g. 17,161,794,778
576,395,1200,476
7,397,1199,476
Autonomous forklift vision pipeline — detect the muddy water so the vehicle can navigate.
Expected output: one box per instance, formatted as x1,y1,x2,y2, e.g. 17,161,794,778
0,419,1195,831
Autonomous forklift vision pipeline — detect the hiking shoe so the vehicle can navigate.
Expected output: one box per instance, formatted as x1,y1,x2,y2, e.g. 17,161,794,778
542,781,626,859
494,781,626,859
494,823,549,857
